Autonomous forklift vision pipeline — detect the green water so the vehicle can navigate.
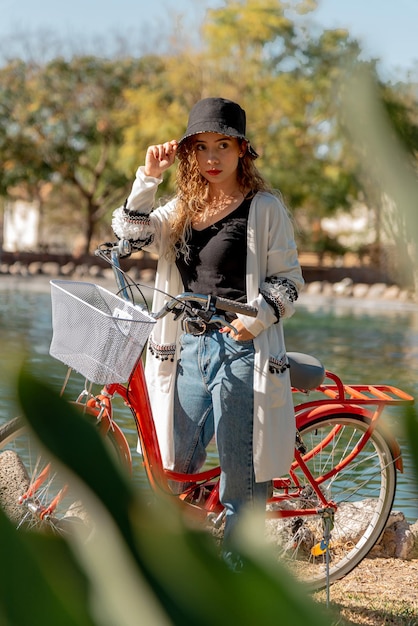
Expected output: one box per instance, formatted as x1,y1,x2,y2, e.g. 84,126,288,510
1,280,417,522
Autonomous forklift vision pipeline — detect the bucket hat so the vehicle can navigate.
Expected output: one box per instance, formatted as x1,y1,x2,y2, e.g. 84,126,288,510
178,97,258,158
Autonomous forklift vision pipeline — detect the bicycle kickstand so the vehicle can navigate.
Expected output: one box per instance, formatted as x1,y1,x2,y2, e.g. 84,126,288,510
311,507,334,606
322,509,334,607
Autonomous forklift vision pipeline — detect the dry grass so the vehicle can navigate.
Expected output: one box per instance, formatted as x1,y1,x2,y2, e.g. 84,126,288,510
314,557,418,625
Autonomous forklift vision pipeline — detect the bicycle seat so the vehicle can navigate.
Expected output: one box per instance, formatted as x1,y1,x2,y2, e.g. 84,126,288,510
287,352,325,391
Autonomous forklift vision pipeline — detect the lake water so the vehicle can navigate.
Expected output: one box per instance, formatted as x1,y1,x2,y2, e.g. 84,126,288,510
1,276,417,522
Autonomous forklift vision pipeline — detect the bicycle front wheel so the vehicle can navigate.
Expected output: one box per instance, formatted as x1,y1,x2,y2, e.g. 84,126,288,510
0,404,128,534
266,413,397,590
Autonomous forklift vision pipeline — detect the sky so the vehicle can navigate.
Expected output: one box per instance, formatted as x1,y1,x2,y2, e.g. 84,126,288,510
1,0,417,76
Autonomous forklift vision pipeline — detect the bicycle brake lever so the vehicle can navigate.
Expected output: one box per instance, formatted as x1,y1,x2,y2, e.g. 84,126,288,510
172,305,186,321
209,316,238,334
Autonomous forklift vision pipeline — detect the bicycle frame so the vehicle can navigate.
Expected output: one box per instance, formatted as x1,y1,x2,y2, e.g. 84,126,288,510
12,241,415,589
87,242,414,526
88,351,413,525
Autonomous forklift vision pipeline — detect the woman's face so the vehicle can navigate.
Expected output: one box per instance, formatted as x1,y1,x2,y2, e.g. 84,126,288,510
192,133,245,186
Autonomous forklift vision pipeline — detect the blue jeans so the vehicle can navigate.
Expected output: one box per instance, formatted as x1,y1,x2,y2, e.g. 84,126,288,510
173,330,270,547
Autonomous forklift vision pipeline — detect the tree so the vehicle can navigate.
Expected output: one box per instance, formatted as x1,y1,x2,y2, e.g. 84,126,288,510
0,56,151,253
198,0,364,238
119,0,364,228
1,0,417,271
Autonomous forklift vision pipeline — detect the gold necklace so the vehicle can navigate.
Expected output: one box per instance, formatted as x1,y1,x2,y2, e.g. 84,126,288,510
192,189,247,228
205,191,243,215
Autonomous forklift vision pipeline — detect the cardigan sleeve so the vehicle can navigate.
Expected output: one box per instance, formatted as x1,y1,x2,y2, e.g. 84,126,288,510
112,166,163,251
261,196,303,321
237,193,304,336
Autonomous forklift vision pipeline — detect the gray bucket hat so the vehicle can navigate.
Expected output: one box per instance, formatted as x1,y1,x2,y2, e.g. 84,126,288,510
178,97,258,158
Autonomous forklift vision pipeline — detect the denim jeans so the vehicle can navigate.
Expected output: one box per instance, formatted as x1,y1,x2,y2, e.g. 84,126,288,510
173,329,270,547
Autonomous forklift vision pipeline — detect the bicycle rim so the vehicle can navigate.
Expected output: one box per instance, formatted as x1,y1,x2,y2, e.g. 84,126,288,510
266,413,397,590
0,405,125,534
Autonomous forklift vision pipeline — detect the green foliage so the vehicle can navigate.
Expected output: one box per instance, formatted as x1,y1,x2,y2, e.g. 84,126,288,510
11,368,332,626
0,0,417,268
0,506,95,626
339,65,418,288
0,56,147,252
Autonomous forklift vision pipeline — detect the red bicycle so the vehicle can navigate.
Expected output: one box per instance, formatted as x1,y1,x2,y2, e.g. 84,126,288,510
0,241,414,590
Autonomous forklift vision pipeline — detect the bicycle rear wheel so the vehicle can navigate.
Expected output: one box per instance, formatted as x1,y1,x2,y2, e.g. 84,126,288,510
266,413,397,590
0,404,127,534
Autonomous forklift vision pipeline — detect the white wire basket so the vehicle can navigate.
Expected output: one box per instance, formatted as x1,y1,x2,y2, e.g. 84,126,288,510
49,280,156,384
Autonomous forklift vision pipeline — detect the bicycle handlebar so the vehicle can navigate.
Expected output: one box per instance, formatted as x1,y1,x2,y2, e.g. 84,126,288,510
96,240,258,321
155,292,258,320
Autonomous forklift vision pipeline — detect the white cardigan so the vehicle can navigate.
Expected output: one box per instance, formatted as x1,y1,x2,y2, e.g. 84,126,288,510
112,168,304,481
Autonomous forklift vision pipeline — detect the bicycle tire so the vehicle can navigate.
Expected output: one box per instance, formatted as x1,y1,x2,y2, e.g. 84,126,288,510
266,413,397,590
0,404,127,533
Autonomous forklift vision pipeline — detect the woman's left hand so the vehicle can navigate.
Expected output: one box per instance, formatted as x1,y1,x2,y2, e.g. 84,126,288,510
220,319,255,341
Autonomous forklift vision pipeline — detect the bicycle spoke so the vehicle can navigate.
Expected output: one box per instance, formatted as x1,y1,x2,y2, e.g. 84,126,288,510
266,413,396,589
0,407,124,535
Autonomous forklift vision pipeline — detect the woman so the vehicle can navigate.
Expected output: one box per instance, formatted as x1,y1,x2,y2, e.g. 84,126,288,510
112,97,304,564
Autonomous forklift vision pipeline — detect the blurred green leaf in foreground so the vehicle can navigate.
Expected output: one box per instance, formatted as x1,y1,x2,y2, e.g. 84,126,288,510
5,369,331,626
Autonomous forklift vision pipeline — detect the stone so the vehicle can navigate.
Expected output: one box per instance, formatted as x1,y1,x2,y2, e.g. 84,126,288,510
305,281,323,295
0,450,30,525
27,261,43,275
366,283,389,299
372,511,416,559
383,285,401,300
42,262,60,277
321,282,334,296
333,277,354,296
73,264,89,277
60,262,76,276
88,265,104,278
9,262,27,276
352,283,370,299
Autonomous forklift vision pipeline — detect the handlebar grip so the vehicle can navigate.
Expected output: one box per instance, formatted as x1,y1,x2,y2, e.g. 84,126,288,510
96,240,132,258
214,296,258,318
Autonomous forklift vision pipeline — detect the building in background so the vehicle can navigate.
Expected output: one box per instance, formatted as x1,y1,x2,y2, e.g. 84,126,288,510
2,199,40,252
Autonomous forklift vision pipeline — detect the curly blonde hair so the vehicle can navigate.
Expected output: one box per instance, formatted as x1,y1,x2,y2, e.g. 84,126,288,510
167,137,271,260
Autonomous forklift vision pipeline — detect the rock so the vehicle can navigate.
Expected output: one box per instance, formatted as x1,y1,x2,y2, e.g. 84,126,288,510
304,281,323,295
60,262,76,276
0,451,92,536
0,450,30,525
55,500,94,540
383,285,401,300
27,261,43,276
333,277,354,297
352,283,370,299
372,511,416,559
321,282,334,296
73,264,89,277
398,289,412,302
88,265,104,278
366,283,389,299
42,262,61,277
9,262,28,276
266,500,418,561
410,520,418,558
102,267,115,281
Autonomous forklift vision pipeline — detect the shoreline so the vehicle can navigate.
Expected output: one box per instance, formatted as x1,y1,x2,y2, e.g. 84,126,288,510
2,272,418,313
2,272,417,548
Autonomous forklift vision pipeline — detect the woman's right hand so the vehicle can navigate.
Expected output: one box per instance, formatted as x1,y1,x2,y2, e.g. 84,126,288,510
144,140,178,178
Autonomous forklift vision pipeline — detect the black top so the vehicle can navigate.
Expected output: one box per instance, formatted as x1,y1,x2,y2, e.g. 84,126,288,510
176,197,251,303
